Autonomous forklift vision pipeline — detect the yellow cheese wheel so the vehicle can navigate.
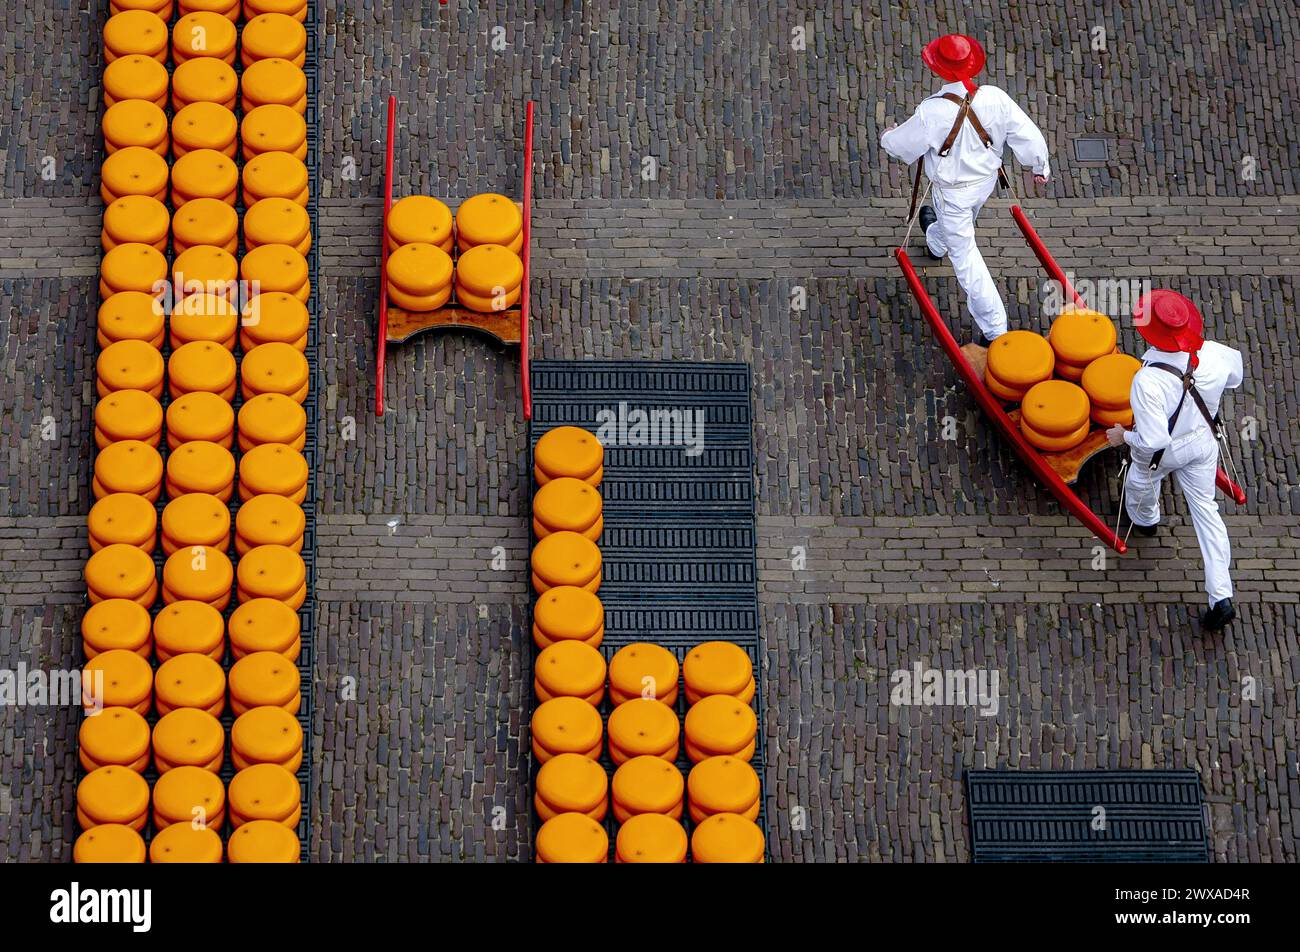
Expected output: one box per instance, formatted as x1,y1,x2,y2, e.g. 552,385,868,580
453,281,521,314
73,824,146,863
172,12,237,64
94,388,163,445
240,57,307,112
152,599,226,661
534,640,607,705
1020,379,1091,436
96,291,165,348
386,195,454,249
241,104,307,160
93,440,163,498
171,196,239,252
534,813,608,864
161,543,234,606
535,426,603,481
153,652,226,716
170,148,239,204
228,650,301,715
240,244,309,296
455,193,522,248
235,493,305,553
82,648,154,714
985,329,1054,389
458,229,522,256
100,242,167,297
171,56,238,110
611,755,685,820
236,544,306,600
81,599,152,658
148,824,223,863
531,530,602,593
241,291,310,352
383,242,453,298
239,443,309,502
456,243,524,296
1020,417,1092,453
237,393,307,452
103,55,169,108
1081,352,1142,411
168,340,237,400
532,585,604,647
532,477,602,539
88,492,157,552
226,820,300,863
170,292,239,348
166,440,236,497
1092,405,1134,427
172,246,239,303
240,13,307,66
180,0,239,16
102,195,170,253
165,391,235,448
171,101,238,157
228,598,301,660
608,642,679,706
102,98,168,155
113,0,172,15
230,705,302,771
244,197,311,251
534,753,608,821
386,283,452,313
683,641,755,705
79,706,152,772
615,813,688,863
242,151,309,205
77,766,150,830
690,813,764,863
684,694,757,761
530,696,604,763
244,0,307,19
152,707,224,773
228,764,301,827
1049,308,1118,367
607,698,680,764
103,10,169,61
687,755,761,822
241,343,311,404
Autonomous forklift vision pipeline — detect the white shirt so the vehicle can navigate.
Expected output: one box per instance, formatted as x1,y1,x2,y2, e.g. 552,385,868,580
1124,340,1244,455
880,82,1051,187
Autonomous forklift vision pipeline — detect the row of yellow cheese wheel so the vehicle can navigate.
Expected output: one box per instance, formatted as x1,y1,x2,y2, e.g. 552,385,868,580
985,307,1143,453
527,427,766,863
384,194,525,313
75,4,310,864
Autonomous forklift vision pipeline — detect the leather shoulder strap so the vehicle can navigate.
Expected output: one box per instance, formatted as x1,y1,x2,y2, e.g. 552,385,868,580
937,91,996,155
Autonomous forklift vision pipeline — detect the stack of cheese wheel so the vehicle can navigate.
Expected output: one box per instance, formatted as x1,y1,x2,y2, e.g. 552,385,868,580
103,55,168,110
614,813,689,864
454,243,524,314
243,152,309,206
79,707,151,772
534,753,608,821
171,148,239,206
172,101,238,158
172,197,239,254
88,493,157,553
93,440,164,501
456,192,523,254
385,242,453,312
149,824,224,863
97,291,166,348
609,642,679,705
173,245,238,303
690,813,765,864
161,493,232,557
239,443,309,502
684,693,758,763
531,530,602,595
683,641,755,705
152,708,225,773
171,293,239,349
94,388,163,449
611,754,684,822
228,764,302,828
241,291,310,350
166,440,236,500
153,652,226,716
1049,307,1118,382
100,242,167,300
151,765,225,831
227,820,300,863
1081,352,1142,427
85,547,157,609
103,10,169,63
74,824,147,863
228,651,301,714
241,57,307,112
532,477,602,541
687,755,761,822
83,649,154,713
235,494,305,555
102,99,168,156
244,197,311,253
534,812,608,864
172,57,239,110
607,698,681,766
386,196,453,254
97,340,164,398
169,340,237,400
231,705,303,771
162,545,234,610
984,330,1055,403
153,600,226,661
530,696,603,763
81,600,152,659
239,393,307,450
242,104,307,161
102,196,170,252
236,545,307,608
101,146,169,206
1019,379,1092,453
241,13,306,66
172,12,237,65
167,392,234,449
77,766,150,831
534,425,603,486
241,245,309,300
229,598,302,660
532,585,604,649
533,640,606,705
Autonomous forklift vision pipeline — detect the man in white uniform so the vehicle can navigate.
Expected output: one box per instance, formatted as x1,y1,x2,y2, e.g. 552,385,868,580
1105,290,1244,630
881,34,1052,342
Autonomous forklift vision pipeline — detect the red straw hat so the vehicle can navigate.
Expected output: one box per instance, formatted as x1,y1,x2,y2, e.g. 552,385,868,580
1133,290,1205,353
922,34,986,82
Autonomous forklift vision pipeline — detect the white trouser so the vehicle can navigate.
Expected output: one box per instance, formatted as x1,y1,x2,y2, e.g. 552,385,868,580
1124,430,1233,606
925,176,1008,340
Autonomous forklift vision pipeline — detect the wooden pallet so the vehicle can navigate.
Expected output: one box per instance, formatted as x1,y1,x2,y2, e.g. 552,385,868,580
385,305,521,346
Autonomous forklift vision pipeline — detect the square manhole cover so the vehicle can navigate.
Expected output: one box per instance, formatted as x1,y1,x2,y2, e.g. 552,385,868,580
1073,137,1110,162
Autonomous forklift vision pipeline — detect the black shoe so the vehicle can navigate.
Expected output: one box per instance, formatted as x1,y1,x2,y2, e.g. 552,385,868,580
918,206,941,259
1120,511,1159,537
1201,598,1235,630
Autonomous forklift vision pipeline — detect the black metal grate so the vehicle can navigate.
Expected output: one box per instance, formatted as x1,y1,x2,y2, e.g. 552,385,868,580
966,769,1210,862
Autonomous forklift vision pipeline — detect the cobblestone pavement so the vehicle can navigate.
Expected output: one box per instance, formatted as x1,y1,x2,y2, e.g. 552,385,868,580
2,1,1298,862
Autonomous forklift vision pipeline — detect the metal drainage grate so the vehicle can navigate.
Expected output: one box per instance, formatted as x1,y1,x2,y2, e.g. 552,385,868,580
1073,136,1110,163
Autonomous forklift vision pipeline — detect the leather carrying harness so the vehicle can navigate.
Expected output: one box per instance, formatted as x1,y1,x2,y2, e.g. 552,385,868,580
1145,360,1221,471
906,89,1010,222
